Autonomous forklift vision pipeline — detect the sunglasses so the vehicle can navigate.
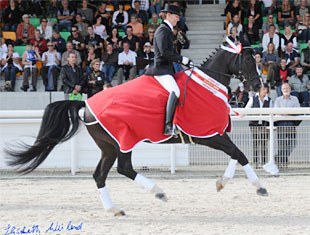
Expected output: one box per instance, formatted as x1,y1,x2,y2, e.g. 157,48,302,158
47,45,53,47
148,31,155,33
72,30,77,32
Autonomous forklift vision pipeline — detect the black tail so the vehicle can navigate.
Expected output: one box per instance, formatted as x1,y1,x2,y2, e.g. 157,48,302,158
5,100,85,174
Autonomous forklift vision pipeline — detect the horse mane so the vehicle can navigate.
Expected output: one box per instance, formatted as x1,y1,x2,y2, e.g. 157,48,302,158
200,46,221,68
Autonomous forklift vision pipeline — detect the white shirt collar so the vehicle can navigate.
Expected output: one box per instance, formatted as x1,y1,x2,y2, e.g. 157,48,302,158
164,20,173,31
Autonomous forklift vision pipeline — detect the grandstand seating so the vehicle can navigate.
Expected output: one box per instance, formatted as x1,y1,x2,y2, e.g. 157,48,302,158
13,45,27,57
29,17,41,28
2,31,16,42
59,32,71,42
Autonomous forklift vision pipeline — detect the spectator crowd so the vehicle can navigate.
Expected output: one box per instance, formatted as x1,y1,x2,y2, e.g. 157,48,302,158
0,0,189,98
225,0,310,107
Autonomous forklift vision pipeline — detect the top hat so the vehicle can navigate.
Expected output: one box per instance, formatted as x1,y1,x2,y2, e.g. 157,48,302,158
161,4,181,16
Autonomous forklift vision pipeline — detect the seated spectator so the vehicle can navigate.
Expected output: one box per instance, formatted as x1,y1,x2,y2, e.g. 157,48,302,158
41,42,61,91
74,13,89,37
67,26,86,61
261,0,277,16
255,52,263,75
121,26,140,53
140,26,155,51
274,83,300,167
150,0,164,15
277,0,295,28
56,0,76,32
127,14,144,37
262,24,280,52
284,42,300,73
295,0,309,28
245,0,263,30
112,2,129,30
29,29,48,56
77,0,94,24
15,14,35,46
51,30,66,54
102,43,119,83
243,15,260,44
46,0,60,18
93,15,108,39
129,0,148,25
262,42,279,88
3,0,21,32
226,0,241,24
288,65,310,106
228,26,240,43
37,17,53,41
137,42,154,75
106,27,122,51
85,58,107,98
300,39,310,73
116,42,137,84
274,58,291,96
85,26,104,58
60,52,85,100
131,0,149,13
0,38,8,57
262,14,280,34
148,13,161,31
84,45,100,74
227,14,243,37
94,2,111,33
1,43,22,91
280,25,298,52
61,42,82,66
21,44,41,92
297,12,310,42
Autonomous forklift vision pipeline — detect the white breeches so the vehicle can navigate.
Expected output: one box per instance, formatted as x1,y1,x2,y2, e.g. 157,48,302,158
154,75,180,97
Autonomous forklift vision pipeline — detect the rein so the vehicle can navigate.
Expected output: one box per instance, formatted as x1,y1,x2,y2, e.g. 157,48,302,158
179,67,194,107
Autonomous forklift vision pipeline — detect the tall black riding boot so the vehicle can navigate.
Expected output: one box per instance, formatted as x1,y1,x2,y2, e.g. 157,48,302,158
164,92,178,136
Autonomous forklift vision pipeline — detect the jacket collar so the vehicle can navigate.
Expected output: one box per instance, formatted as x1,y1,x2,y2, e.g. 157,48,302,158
163,20,173,31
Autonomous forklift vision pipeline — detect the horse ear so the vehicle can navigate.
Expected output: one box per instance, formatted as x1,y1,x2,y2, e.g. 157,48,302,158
239,32,251,47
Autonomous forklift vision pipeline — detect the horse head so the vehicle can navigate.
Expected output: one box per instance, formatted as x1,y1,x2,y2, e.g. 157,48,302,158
199,37,259,92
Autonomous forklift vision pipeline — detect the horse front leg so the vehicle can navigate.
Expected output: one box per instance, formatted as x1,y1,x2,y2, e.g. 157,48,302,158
117,152,168,202
195,133,268,196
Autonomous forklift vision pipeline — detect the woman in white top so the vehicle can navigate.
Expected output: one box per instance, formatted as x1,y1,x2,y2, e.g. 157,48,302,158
21,44,41,92
245,83,273,168
112,2,128,30
37,17,53,41
41,42,61,91
93,15,108,39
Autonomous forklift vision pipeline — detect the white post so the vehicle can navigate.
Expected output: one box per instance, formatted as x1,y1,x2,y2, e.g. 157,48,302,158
70,136,78,175
269,114,275,163
170,145,176,174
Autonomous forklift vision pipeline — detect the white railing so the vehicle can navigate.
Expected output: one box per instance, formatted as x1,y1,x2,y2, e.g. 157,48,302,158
0,108,310,175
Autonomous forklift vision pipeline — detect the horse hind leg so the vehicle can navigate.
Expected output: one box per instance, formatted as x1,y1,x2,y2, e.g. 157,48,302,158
117,152,168,202
86,123,125,216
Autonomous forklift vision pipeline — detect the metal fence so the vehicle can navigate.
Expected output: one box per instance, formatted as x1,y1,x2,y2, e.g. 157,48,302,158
0,108,310,174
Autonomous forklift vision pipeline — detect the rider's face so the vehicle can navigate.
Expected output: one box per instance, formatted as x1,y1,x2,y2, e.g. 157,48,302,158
166,12,180,26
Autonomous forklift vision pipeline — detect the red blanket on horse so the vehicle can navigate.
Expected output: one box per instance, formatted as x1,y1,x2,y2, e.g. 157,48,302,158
86,69,230,152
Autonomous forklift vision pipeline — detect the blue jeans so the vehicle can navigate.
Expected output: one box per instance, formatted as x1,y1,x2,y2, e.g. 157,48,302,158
56,21,72,32
103,64,116,83
3,65,19,89
150,3,161,15
4,23,17,32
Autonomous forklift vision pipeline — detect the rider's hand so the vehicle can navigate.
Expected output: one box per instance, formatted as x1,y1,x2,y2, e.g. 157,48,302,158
182,56,194,68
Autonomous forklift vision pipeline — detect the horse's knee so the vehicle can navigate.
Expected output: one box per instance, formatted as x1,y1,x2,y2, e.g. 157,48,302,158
93,173,107,189
117,167,137,180
231,148,248,166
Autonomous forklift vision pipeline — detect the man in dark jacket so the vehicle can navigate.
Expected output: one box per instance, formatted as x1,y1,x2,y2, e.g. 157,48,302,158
145,4,193,136
60,52,85,100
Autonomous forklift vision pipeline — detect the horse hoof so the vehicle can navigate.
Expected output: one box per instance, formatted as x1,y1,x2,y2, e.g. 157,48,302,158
257,188,268,196
216,179,224,192
114,210,126,217
155,193,168,202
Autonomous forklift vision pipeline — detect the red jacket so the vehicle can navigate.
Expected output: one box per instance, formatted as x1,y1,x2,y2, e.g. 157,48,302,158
29,38,48,55
16,23,35,41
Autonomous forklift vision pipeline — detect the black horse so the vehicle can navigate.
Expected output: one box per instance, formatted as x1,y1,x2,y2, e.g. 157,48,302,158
5,43,266,217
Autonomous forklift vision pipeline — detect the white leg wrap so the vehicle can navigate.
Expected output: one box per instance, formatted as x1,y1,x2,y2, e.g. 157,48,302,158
134,174,156,191
224,159,238,179
243,164,259,183
98,187,114,210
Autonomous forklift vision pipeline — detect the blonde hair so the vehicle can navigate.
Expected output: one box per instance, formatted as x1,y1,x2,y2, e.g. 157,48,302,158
91,58,101,67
